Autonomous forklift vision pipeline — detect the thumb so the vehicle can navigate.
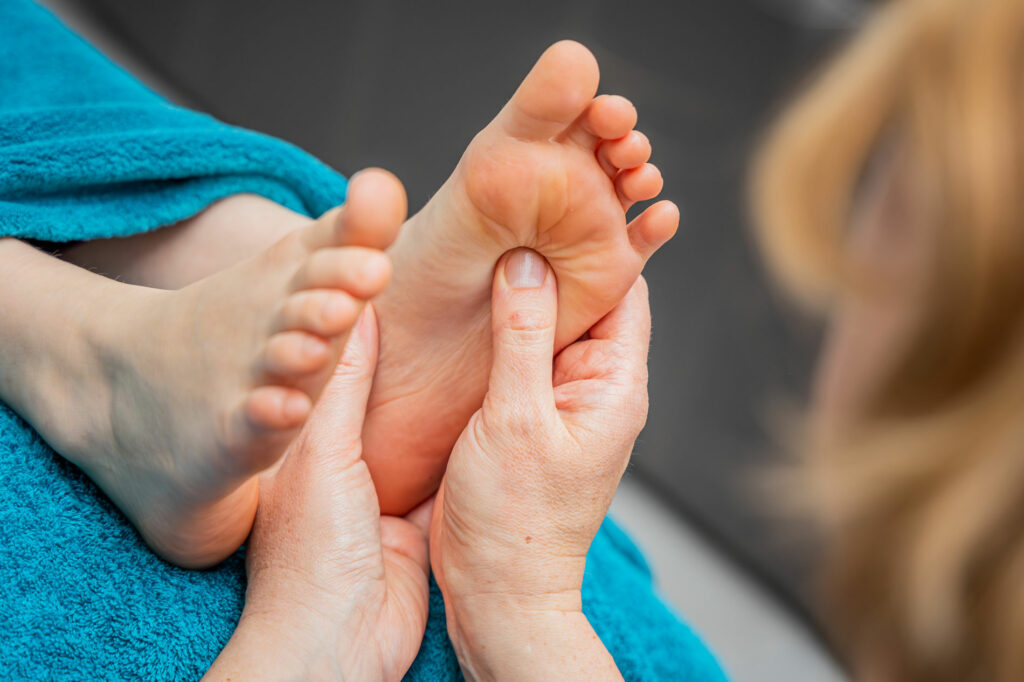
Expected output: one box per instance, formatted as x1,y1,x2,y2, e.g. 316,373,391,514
488,248,557,407
302,303,379,452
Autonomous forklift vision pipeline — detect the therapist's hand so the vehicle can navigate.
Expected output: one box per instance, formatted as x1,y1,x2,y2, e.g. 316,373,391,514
431,248,651,681
205,306,431,682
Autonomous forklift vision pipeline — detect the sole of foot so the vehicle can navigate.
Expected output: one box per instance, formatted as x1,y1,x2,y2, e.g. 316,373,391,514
365,41,679,514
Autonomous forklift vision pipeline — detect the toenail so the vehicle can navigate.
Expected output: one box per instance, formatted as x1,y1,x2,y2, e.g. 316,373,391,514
505,249,547,288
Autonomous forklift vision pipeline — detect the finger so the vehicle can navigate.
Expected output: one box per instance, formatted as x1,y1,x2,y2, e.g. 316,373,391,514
379,493,437,587
489,248,558,406
552,278,652,388
404,495,436,535
380,517,430,569
378,517,431,673
380,505,432,602
587,276,652,367
300,303,379,451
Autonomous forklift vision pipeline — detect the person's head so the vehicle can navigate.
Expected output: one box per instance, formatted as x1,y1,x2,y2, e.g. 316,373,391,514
752,0,1024,679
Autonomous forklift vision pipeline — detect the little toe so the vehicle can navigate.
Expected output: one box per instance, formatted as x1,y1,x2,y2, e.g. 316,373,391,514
276,289,362,337
244,386,312,431
293,247,392,298
598,131,651,174
628,200,680,261
302,168,407,250
616,163,664,210
564,94,638,148
497,40,600,140
263,331,331,377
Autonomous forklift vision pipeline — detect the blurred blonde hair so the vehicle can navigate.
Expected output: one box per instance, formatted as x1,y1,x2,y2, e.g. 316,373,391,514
752,0,1024,680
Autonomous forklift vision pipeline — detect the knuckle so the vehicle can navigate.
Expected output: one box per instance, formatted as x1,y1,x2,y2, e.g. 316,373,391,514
480,398,561,463
626,369,650,407
335,348,366,373
501,306,555,334
631,275,650,302
616,386,650,432
486,395,548,438
588,383,648,440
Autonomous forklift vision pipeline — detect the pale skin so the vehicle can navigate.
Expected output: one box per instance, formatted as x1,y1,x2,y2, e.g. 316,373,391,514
0,40,678,567
431,252,652,680
204,306,433,682
0,169,407,567
206,253,648,681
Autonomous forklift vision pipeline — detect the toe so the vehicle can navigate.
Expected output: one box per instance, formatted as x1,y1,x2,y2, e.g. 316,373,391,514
293,247,392,298
276,289,362,336
263,331,331,377
302,168,407,250
496,40,600,140
628,200,679,261
563,95,638,149
616,163,663,210
598,130,651,174
244,386,312,431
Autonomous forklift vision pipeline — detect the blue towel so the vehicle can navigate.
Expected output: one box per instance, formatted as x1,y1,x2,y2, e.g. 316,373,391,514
0,1,727,680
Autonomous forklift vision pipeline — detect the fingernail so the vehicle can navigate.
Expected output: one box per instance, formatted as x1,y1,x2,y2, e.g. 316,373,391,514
505,249,546,289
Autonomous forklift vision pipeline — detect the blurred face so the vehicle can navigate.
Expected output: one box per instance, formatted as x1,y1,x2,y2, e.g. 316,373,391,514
811,157,930,434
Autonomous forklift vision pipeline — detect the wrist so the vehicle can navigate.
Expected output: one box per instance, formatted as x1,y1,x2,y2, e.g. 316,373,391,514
448,590,583,649
446,603,621,682
204,598,376,682
437,540,588,611
204,608,328,681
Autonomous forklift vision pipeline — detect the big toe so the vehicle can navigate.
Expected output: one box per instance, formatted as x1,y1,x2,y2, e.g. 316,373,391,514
303,168,408,250
497,40,600,140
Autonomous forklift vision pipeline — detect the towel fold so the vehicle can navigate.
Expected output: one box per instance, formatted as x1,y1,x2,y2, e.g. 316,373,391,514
0,1,726,679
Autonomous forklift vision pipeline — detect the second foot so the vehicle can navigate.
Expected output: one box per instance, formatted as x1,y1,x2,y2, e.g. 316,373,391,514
54,169,407,567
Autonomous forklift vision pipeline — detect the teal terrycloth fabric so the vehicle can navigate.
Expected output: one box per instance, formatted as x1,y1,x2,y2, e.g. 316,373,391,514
0,1,728,680
0,0,347,239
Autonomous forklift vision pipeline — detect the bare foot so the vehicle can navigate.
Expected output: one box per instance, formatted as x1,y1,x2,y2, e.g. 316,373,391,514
6,169,407,567
59,194,312,289
368,41,678,513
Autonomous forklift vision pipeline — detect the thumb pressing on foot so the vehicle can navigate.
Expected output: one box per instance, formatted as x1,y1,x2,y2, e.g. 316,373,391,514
487,248,557,408
300,304,379,461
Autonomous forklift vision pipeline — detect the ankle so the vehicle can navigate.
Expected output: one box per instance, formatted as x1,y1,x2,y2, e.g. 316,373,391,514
60,195,311,289
0,241,99,416
0,251,160,464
